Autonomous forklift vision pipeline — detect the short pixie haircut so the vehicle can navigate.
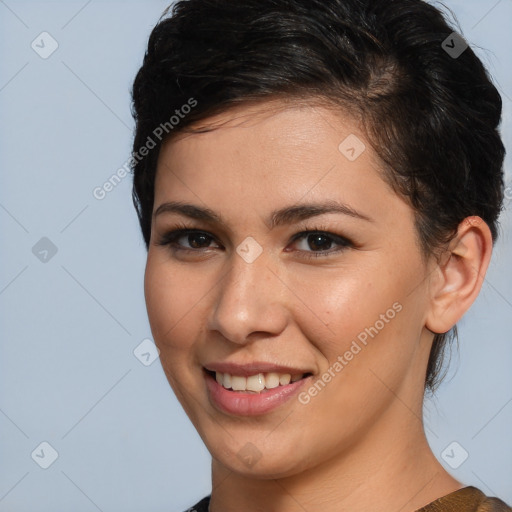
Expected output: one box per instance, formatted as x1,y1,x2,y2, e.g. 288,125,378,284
130,0,505,393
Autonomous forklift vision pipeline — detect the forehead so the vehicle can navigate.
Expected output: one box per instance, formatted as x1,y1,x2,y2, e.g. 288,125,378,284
156,98,372,180
153,98,408,228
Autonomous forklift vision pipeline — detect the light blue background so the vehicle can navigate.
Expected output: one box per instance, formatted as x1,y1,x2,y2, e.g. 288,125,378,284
0,1,511,511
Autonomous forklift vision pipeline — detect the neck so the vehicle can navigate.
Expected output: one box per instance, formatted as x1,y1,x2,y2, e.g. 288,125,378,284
209,401,462,512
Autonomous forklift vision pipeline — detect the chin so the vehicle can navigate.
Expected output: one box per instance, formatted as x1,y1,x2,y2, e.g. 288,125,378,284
204,428,314,479
218,451,308,479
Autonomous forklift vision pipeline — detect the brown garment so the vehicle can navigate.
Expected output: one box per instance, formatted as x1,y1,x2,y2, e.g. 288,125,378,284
416,486,512,512
185,486,512,512
186,486,512,512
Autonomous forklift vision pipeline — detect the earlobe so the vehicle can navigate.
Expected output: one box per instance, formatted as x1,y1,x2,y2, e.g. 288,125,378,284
425,216,493,334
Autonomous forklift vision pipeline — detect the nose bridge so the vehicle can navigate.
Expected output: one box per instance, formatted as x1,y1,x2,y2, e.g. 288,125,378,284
208,249,286,344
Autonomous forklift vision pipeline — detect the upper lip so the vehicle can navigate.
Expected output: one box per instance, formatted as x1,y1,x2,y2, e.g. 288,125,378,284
204,362,312,377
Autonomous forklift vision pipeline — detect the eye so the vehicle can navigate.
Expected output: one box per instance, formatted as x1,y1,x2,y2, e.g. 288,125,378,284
156,228,220,252
155,223,354,259
289,228,352,259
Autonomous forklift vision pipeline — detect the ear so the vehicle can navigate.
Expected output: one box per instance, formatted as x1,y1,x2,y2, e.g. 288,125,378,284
425,216,494,334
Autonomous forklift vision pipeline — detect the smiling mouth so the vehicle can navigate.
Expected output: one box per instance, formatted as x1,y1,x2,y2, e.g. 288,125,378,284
205,369,313,393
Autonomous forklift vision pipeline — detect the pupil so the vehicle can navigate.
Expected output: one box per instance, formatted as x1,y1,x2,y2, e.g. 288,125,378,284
190,234,209,248
309,234,330,251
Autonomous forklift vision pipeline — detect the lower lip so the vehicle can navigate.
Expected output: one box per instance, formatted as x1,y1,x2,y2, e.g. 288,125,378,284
205,371,310,416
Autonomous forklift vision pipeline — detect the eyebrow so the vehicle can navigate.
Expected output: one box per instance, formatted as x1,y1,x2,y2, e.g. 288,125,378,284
154,200,373,228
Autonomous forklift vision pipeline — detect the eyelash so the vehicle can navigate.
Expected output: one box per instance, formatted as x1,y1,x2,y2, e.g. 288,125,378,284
155,222,354,260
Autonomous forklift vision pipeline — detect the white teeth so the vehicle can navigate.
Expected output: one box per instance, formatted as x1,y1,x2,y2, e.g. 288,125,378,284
279,374,291,386
222,373,231,389
231,375,247,391
213,371,305,392
265,372,280,389
246,373,265,392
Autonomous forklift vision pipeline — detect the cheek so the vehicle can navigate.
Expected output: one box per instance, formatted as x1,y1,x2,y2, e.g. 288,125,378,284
286,265,396,354
144,253,202,355
144,255,208,408
289,260,425,391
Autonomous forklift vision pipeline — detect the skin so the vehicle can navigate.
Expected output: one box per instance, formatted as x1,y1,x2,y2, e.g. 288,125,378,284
144,98,493,512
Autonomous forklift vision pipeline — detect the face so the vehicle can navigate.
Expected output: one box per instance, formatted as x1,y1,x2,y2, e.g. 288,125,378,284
144,99,437,478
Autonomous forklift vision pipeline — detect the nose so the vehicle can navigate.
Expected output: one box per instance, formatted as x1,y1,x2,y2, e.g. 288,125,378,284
207,250,288,345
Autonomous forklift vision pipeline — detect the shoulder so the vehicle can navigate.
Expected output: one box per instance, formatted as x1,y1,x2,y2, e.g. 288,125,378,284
418,486,512,512
182,495,211,512
475,496,512,512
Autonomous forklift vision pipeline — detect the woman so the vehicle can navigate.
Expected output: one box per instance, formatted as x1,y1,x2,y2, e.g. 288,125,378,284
130,0,511,510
